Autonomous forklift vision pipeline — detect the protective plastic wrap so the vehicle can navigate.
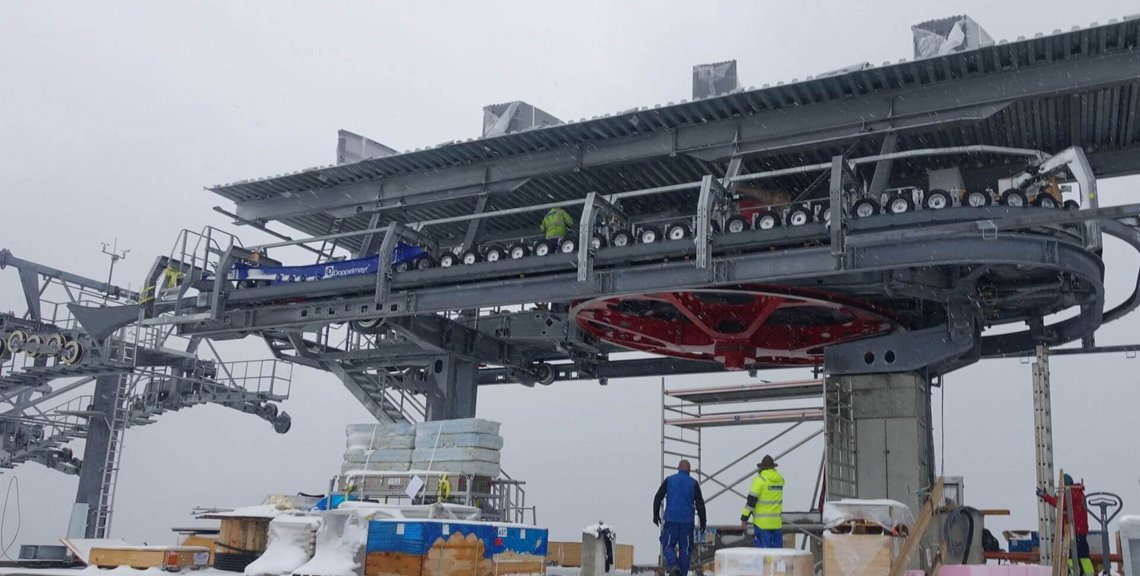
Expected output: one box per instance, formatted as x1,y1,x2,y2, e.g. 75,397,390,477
347,422,413,436
342,448,414,464
409,460,501,478
345,434,415,451
415,418,501,436
340,461,411,475
345,423,415,450
822,499,914,532
244,514,321,576
293,510,367,576
822,533,895,576
411,447,501,464
715,548,813,576
413,432,504,450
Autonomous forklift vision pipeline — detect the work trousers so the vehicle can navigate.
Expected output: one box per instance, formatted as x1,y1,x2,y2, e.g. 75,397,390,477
1072,534,1095,576
660,522,694,576
753,528,783,548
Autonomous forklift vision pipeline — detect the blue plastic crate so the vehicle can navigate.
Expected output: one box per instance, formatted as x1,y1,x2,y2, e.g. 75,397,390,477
1007,531,1040,553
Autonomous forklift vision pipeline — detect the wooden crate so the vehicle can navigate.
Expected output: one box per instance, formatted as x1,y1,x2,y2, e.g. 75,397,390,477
615,544,634,571
822,533,894,576
548,540,630,570
546,541,582,567
89,546,210,570
179,535,217,565
366,532,490,576
217,517,270,556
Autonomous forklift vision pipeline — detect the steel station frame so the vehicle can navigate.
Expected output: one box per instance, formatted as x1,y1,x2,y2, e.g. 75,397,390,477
0,249,294,538
180,17,1140,408
5,14,1140,543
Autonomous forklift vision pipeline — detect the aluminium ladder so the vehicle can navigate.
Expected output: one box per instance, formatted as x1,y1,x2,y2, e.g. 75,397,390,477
1032,345,1057,565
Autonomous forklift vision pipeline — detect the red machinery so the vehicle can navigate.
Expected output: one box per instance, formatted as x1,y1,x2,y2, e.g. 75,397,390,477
573,287,896,370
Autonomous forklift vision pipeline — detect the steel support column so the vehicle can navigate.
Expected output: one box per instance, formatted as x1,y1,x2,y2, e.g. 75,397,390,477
828,372,934,521
72,374,119,538
425,355,479,421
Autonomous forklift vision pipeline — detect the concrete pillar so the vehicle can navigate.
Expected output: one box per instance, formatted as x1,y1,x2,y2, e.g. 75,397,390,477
72,374,119,538
831,372,934,516
425,355,479,421
582,526,614,576
854,372,933,513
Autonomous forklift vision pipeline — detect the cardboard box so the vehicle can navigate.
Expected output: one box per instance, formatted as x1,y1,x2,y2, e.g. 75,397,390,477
822,533,894,576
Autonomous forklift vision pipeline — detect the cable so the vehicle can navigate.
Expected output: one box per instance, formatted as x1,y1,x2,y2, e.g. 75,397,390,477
940,380,945,475
0,475,22,561
943,507,976,564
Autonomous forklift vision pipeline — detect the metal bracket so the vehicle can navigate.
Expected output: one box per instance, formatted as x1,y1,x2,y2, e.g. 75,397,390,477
210,246,239,320
976,220,998,240
373,224,401,305
829,155,846,269
824,306,980,376
578,192,627,283
696,175,729,270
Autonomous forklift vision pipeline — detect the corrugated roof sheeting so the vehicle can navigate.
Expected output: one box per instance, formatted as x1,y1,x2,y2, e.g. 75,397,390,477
212,16,1140,246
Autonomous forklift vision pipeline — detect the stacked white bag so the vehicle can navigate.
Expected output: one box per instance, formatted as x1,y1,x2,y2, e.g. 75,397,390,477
412,418,502,478
340,422,415,475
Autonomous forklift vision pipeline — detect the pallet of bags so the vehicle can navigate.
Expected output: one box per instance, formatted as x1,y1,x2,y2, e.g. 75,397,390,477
411,419,503,478
345,423,415,451
343,423,414,475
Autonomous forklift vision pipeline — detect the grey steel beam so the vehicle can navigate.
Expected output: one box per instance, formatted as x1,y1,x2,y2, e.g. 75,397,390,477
73,374,119,538
325,361,395,423
373,224,401,305
181,234,1107,361
461,195,490,252
695,175,728,270
0,249,138,302
424,355,478,421
212,207,327,258
829,155,845,268
824,319,979,376
387,315,529,369
18,268,41,321
721,157,744,195
480,357,729,384
867,134,898,198
233,49,1140,224
354,212,384,258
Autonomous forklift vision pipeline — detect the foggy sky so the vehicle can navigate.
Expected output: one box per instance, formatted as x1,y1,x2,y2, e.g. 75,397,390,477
1,0,1139,563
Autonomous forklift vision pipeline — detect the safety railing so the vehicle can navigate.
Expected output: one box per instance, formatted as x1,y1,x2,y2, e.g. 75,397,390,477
212,358,293,399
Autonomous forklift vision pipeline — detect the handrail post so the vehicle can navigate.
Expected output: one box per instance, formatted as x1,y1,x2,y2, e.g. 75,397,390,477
829,155,846,269
374,224,403,306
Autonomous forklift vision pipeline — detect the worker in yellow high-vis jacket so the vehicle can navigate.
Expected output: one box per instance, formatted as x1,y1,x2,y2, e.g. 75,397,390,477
540,207,574,240
741,455,784,548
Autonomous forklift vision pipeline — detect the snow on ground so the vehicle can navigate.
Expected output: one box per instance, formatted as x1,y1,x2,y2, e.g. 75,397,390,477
244,515,322,576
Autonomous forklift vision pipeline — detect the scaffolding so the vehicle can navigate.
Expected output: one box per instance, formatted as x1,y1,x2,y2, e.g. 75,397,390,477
660,377,826,510
824,378,857,501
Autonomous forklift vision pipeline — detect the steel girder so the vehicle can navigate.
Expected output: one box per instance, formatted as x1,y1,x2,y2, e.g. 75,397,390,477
180,232,1104,343
232,49,1140,224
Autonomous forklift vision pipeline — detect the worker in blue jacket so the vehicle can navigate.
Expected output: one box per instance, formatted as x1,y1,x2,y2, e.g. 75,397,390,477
653,460,707,576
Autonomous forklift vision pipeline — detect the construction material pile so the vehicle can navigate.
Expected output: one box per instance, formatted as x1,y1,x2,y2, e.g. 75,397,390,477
342,418,503,478
342,422,415,474
821,499,913,576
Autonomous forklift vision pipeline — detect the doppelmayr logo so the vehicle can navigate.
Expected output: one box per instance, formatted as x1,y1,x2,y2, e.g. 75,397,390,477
324,264,371,278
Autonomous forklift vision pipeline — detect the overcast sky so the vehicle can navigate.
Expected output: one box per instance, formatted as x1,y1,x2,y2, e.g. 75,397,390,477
2,0,1140,564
